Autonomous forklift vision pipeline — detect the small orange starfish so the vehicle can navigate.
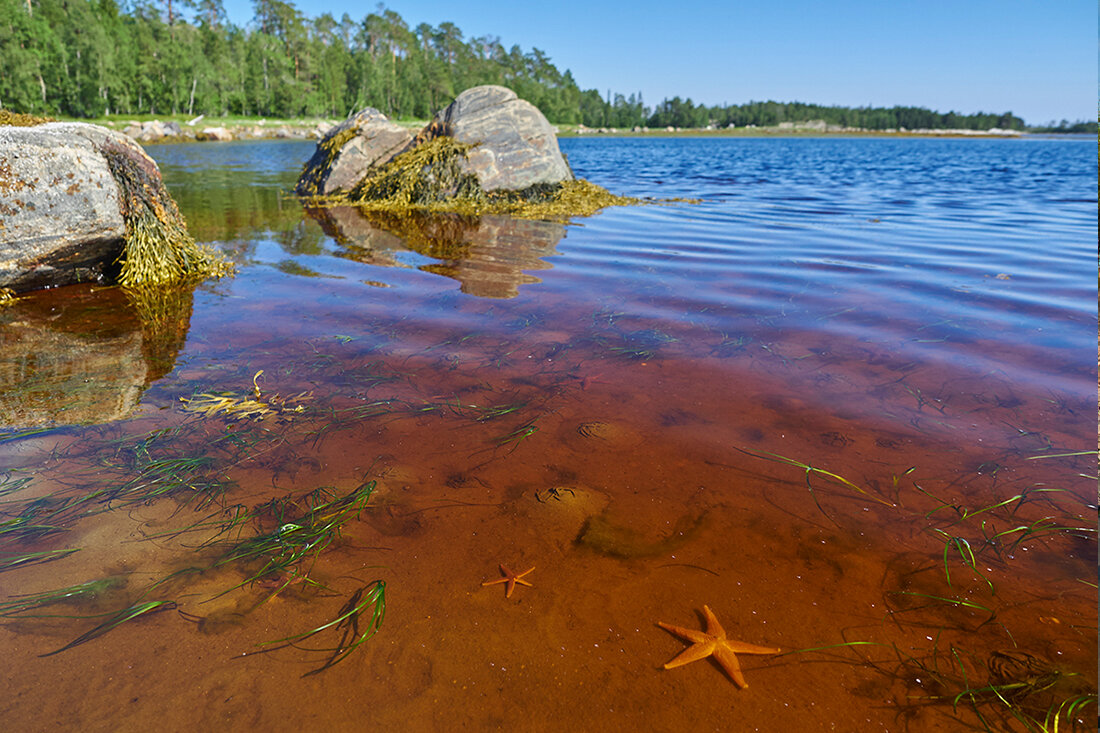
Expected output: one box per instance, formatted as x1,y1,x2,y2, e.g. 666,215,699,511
657,604,780,689
481,564,535,598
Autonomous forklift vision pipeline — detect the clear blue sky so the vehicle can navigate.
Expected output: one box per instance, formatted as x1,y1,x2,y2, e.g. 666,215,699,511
219,0,1095,125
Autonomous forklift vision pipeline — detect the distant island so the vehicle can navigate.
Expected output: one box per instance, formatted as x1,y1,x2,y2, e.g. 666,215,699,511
1,1,1093,134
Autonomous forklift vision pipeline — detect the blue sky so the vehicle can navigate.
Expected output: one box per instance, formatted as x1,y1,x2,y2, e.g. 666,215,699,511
220,0,1095,125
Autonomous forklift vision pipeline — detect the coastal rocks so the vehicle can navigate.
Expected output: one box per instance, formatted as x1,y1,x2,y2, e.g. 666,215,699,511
295,85,573,198
296,108,415,195
0,122,132,291
197,126,233,141
0,120,222,292
123,120,184,141
422,85,573,191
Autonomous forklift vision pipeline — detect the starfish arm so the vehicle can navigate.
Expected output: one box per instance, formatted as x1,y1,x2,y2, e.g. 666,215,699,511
701,605,727,638
656,622,711,644
726,641,781,656
712,647,749,689
481,578,508,587
662,640,717,669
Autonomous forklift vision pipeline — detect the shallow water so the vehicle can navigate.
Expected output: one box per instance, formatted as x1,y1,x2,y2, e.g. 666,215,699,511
0,136,1095,731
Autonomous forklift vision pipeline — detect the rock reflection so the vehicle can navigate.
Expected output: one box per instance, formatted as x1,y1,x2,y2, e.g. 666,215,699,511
308,207,566,298
0,285,191,428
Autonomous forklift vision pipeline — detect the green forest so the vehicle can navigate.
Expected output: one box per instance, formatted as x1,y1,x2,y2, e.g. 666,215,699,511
0,0,1081,131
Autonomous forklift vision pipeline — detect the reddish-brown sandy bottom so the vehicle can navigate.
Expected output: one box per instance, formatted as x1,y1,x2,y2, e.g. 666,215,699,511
0,325,1094,732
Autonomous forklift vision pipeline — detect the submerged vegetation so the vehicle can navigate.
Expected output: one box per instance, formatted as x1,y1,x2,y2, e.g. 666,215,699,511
737,446,1097,731
0,245,1093,727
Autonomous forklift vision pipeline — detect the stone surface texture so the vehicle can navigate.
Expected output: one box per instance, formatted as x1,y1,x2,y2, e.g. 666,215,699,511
295,86,572,197
0,122,158,291
428,85,573,191
296,108,414,195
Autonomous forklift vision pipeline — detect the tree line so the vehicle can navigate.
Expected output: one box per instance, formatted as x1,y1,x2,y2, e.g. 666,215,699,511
0,0,1069,132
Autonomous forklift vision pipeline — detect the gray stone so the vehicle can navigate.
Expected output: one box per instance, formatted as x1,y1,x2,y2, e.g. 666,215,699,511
295,87,572,199
198,126,233,141
427,85,573,191
0,122,160,291
296,108,414,195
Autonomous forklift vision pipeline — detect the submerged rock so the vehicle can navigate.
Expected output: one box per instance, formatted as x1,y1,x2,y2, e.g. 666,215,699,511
0,121,229,293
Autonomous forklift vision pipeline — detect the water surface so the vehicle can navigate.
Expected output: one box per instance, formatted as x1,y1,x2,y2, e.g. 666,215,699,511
0,136,1095,731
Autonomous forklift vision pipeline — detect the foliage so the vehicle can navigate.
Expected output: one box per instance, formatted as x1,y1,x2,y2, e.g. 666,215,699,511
0,0,1038,130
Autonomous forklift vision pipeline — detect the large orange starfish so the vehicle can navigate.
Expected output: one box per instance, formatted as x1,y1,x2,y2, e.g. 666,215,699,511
657,604,780,688
481,564,535,598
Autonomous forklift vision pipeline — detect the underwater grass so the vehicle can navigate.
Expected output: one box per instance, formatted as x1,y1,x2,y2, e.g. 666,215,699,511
0,473,34,500
40,600,177,657
253,580,386,676
0,547,80,573
898,641,1097,733
0,426,56,443
211,479,376,596
0,578,118,617
736,446,896,514
931,529,995,593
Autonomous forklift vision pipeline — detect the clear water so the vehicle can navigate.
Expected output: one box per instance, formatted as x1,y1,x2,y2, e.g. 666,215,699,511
0,136,1094,731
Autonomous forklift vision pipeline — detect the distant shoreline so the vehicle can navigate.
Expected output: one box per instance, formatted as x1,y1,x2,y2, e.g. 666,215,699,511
68,116,1079,144
555,125,1027,139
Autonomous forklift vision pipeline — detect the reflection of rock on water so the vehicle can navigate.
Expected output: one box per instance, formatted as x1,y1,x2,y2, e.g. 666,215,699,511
0,285,191,428
308,207,566,298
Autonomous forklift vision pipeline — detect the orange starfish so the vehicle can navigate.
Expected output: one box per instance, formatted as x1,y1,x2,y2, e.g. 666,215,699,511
481,564,535,598
657,605,780,688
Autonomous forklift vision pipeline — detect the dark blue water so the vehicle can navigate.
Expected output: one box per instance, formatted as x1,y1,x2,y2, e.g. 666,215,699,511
560,136,1095,354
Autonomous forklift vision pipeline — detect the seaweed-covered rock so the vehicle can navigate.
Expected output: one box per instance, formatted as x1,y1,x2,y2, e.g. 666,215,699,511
424,85,573,191
295,86,573,200
0,121,228,293
295,108,414,195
